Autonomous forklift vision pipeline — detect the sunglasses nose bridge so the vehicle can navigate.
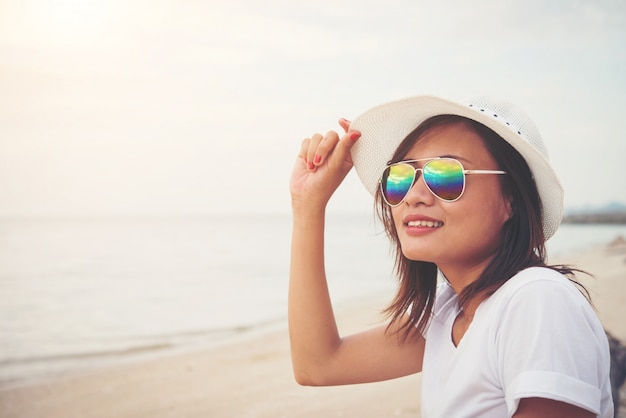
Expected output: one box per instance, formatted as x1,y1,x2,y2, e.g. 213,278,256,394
403,167,436,205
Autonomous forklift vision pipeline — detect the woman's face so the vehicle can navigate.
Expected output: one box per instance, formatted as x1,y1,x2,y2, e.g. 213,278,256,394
391,122,511,278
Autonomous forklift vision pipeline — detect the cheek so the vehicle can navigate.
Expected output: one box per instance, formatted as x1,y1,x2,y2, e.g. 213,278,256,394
455,188,510,234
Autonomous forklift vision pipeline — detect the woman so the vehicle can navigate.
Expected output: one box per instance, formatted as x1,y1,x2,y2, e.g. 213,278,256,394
288,95,613,417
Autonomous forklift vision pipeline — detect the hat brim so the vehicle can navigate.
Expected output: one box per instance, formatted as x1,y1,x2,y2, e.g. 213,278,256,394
349,95,563,240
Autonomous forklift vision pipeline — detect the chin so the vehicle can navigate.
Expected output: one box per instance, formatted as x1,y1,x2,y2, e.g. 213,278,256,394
401,248,437,264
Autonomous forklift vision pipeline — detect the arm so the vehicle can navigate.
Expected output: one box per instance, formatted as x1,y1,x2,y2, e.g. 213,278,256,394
288,120,424,386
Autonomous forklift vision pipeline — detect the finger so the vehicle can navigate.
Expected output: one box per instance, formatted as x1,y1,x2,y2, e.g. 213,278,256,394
312,131,340,167
338,118,351,133
332,130,361,164
298,137,310,164
307,133,324,171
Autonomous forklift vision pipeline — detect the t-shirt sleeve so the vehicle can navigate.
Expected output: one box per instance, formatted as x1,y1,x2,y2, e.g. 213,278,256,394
493,274,610,416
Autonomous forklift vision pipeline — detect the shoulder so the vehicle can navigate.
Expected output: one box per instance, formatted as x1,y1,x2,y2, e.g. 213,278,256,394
483,266,608,364
486,267,607,360
487,269,612,417
491,266,586,307
487,266,597,332
502,266,573,288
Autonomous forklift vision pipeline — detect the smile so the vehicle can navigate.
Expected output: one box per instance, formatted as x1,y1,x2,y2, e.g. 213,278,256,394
407,220,443,228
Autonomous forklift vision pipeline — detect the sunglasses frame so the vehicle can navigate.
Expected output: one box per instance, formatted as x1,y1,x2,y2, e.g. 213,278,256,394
380,157,507,206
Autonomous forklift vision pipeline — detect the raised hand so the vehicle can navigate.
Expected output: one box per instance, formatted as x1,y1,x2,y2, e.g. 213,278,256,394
290,118,361,211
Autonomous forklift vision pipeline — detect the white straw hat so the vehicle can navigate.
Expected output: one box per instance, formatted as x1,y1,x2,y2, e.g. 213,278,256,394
349,95,563,240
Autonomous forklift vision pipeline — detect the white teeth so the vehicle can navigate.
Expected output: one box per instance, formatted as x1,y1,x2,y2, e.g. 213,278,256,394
407,220,443,228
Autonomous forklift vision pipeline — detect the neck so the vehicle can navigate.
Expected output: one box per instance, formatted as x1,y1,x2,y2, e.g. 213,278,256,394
438,262,486,295
439,260,492,316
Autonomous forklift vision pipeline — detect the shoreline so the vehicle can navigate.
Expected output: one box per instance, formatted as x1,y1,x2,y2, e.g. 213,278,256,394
0,313,294,391
1,241,625,417
0,288,395,391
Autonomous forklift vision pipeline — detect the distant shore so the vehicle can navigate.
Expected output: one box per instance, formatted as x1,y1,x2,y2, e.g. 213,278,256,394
562,211,626,224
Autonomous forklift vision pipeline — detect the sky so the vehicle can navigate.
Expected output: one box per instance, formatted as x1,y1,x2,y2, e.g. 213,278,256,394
0,0,625,217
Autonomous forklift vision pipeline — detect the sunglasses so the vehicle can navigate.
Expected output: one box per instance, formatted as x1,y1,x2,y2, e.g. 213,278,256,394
380,158,507,205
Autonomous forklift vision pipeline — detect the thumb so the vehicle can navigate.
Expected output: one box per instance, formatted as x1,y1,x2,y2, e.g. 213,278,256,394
338,118,351,134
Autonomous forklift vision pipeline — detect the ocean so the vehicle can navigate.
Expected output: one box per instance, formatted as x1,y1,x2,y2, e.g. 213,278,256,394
1,213,625,388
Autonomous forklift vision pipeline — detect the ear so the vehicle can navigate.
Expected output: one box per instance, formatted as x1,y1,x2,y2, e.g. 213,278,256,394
502,194,514,223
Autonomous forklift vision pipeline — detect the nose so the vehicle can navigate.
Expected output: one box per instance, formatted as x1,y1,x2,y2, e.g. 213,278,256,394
402,171,435,206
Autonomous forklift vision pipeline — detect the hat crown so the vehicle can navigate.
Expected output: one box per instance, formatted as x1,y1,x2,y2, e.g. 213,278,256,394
466,97,549,161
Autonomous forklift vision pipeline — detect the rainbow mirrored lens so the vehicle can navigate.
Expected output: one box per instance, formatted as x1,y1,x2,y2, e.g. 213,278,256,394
382,163,416,206
423,159,465,201
381,158,466,205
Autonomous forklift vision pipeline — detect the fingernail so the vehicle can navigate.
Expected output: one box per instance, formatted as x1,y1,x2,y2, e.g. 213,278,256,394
313,155,322,165
349,131,361,140
308,162,315,170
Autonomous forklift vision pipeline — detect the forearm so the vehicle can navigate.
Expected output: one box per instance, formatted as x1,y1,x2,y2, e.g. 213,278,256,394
288,205,341,383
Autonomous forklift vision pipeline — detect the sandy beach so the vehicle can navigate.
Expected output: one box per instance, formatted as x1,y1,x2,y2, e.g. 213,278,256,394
1,241,625,418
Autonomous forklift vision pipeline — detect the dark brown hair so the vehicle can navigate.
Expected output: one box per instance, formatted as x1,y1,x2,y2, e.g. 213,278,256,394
377,115,589,340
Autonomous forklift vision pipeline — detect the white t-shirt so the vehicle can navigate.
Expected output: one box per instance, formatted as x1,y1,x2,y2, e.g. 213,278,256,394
421,267,613,418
